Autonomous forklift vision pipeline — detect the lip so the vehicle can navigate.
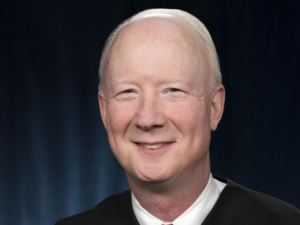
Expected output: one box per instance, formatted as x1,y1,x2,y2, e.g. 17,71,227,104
134,142,175,154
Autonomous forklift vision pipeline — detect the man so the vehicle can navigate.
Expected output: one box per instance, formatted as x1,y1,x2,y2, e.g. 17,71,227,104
56,9,300,225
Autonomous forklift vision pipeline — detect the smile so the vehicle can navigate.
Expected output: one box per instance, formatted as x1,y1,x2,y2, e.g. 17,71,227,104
140,143,167,149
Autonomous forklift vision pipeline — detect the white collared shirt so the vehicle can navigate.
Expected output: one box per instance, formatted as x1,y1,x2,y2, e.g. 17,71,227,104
132,174,226,225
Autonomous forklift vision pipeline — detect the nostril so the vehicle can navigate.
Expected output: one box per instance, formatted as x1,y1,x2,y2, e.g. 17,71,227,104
135,119,167,131
136,124,155,131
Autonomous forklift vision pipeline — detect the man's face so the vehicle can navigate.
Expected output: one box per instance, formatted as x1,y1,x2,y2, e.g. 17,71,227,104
98,18,224,185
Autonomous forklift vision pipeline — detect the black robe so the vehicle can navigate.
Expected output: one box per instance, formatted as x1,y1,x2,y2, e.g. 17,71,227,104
55,177,300,225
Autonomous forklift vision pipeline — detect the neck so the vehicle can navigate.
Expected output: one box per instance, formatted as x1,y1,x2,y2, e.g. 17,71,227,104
128,155,211,222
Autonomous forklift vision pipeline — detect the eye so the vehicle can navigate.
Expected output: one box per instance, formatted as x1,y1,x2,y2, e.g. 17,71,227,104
163,87,186,101
166,88,185,94
168,88,181,92
115,89,138,101
122,89,134,94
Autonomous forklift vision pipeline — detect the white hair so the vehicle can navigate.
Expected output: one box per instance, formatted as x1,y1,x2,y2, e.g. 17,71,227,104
98,8,222,91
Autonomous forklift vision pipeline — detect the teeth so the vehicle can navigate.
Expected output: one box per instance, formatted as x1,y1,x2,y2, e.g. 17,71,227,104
140,143,166,149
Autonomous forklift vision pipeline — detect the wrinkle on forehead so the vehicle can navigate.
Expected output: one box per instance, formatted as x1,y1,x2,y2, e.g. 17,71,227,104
110,78,188,86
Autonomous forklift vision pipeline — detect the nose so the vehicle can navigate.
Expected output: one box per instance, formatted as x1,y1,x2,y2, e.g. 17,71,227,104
133,94,167,131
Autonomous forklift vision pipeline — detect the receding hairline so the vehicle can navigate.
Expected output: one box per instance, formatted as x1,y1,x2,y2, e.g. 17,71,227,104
109,16,207,62
98,9,222,91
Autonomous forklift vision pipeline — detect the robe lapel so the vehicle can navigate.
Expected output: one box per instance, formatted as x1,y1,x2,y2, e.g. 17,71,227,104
202,179,278,225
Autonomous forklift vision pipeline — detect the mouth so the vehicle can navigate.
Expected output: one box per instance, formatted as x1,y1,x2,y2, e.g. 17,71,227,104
134,142,174,152
139,143,167,149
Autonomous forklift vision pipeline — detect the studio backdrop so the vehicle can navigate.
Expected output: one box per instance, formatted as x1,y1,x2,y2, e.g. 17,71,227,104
1,0,300,225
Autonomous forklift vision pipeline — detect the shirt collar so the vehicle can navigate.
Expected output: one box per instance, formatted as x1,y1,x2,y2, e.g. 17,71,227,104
132,174,226,225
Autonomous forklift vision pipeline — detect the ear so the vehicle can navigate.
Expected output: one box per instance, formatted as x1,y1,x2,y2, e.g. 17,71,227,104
98,91,108,130
210,84,225,131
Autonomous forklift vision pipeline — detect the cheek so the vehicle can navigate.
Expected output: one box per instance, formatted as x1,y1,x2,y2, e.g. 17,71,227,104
105,104,135,164
168,101,209,131
106,103,135,134
167,101,211,157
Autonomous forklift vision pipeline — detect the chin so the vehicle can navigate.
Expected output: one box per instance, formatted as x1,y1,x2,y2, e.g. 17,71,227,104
136,167,174,184
125,160,176,185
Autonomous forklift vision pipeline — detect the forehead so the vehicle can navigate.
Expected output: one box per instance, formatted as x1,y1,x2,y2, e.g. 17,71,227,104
105,17,208,84
112,17,203,57
120,17,195,44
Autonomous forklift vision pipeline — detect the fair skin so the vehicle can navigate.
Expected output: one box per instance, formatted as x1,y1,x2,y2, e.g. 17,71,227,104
98,17,225,222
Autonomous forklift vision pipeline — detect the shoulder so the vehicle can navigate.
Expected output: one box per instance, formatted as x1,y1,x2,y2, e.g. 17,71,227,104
209,176,300,225
239,183,299,219
55,190,138,225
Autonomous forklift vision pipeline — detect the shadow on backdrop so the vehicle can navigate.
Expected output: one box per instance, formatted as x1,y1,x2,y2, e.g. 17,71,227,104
1,0,300,225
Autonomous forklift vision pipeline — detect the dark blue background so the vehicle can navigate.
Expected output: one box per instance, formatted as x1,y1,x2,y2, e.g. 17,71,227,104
1,0,300,224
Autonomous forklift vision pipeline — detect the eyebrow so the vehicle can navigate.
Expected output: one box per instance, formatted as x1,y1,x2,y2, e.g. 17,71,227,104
169,78,188,83
111,78,129,84
110,78,188,84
